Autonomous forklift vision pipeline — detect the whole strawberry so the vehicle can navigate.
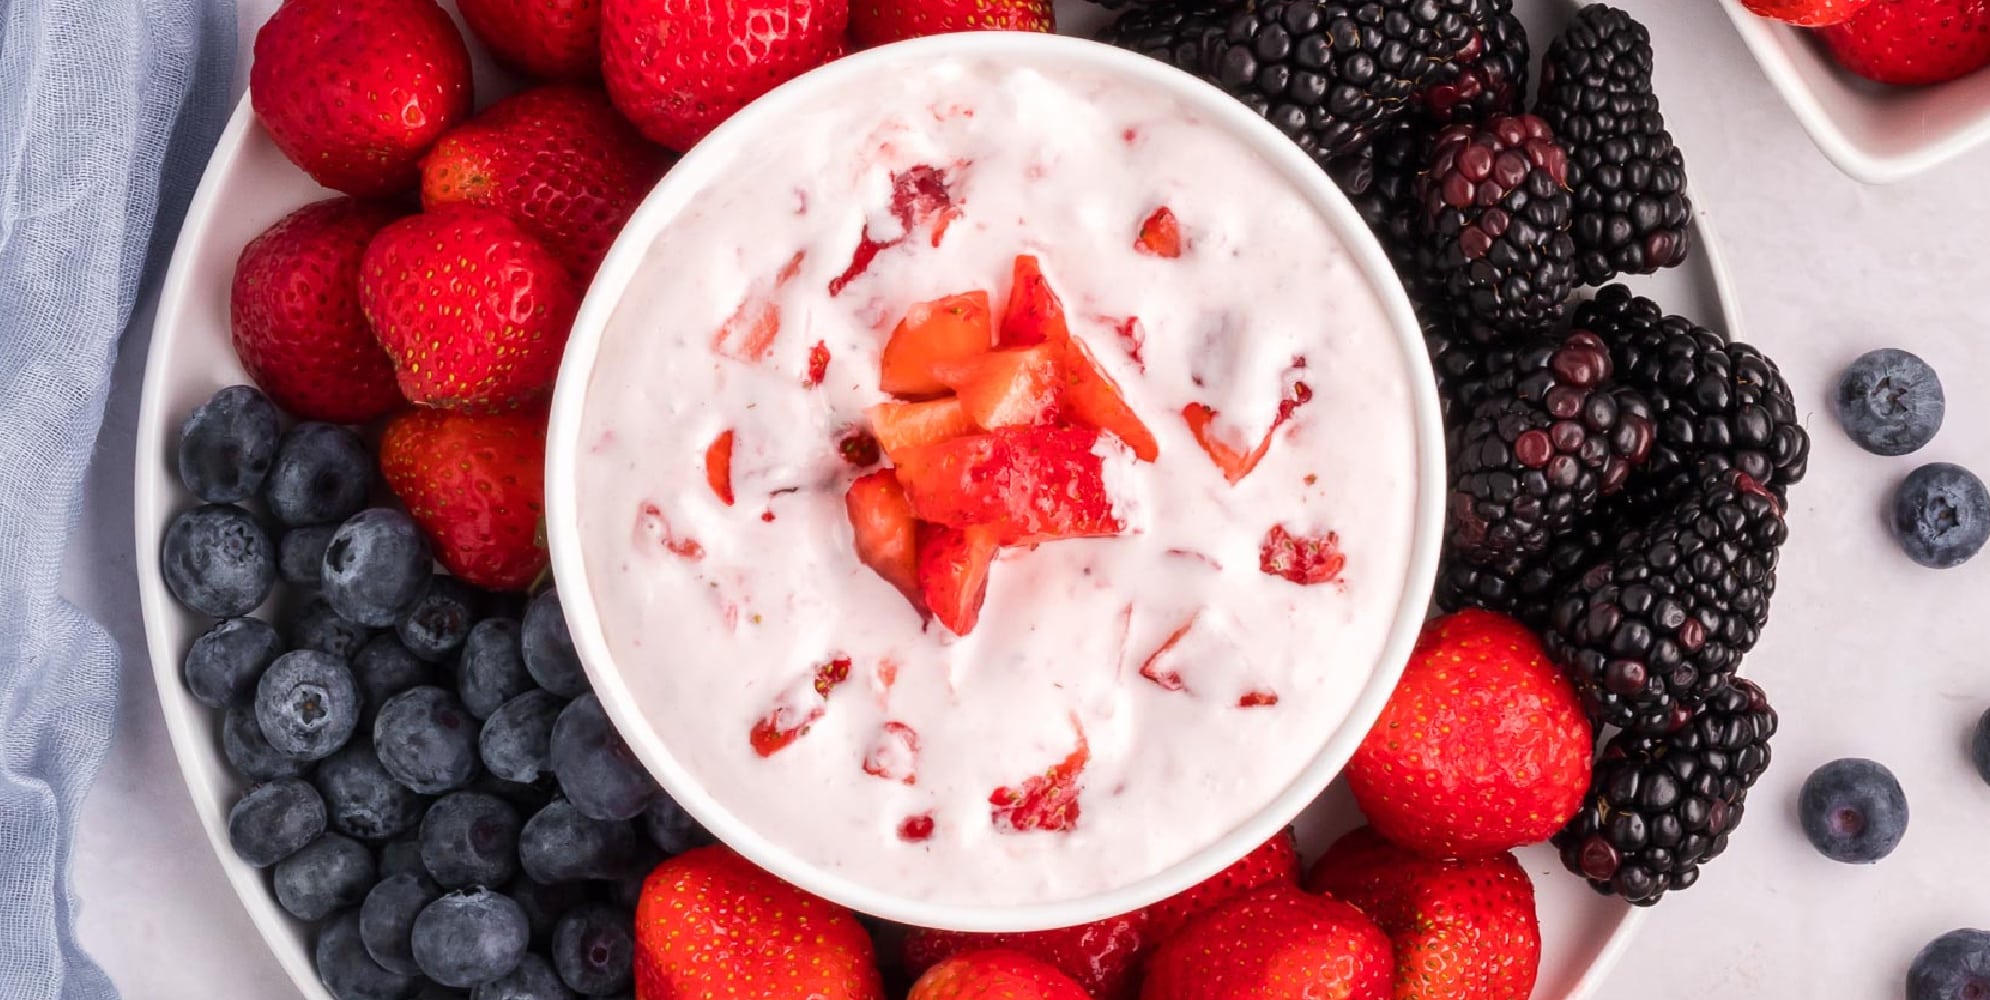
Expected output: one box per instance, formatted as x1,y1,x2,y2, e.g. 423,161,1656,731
422,85,672,277
909,950,1090,1000
379,407,548,591
1819,0,1990,86
1140,828,1300,947
903,912,1147,1000
1306,827,1542,1000
231,198,405,423
635,846,883,1000
359,204,579,410
601,0,849,152
458,0,603,81
1740,0,1873,25
1345,609,1592,859
250,0,473,197
850,0,1052,47
1141,884,1393,1000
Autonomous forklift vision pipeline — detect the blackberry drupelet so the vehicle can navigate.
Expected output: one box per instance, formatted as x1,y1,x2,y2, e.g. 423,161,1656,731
1554,677,1777,905
1535,5,1692,285
1095,1,1230,75
1420,0,1528,124
1415,113,1577,334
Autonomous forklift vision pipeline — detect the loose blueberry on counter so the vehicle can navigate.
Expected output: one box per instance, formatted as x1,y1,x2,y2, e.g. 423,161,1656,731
318,910,420,1000
460,619,535,720
183,617,282,708
265,422,372,528
1909,928,1990,1000
518,799,645,884
549,694,657,822
361,871,442,977
317,739,432,841
1799,757,1909,864
379,836,428,881
521,590,588,699
471,953,575,1000
256,649,362,760
227,777,326,867
290,594,378,660
275,831,377,921
222,704,308,781
640,794,708,857
279,524,337,588
162,504,276,618
354,635,437,725
480,691,566,784
325,508,434,627
178,385,280,504
375,686,481,794
412,888,531,988
1974,709,1990,788
420,791,524,889
400,576,481,663
550,903,633,995
1835,348,1946,457
508,877,598,943
1892,463,1990,569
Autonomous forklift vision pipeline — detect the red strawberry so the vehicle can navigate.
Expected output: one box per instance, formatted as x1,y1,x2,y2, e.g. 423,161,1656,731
458,0,604,81
908,949,1091,1000
634,846,883,1000
250,0,473,197
420,85,672,277
1141,884,1393,1000
359,204,580,411
601,0,849,152
1134,206,1183,258
1818,0,1990,86
1140,828,1300,946
903,913,1148,1000
1305,827,1542,1000
879,291,994,398
230,198,405,423
850,0,1052,47
893,426,1122,545
915,522,998,635
988,722,1088,833
378,407,548,591
1741,0,1873,26
705,430,736,505
998,254,1068,348
1345,610,1593,859
1258,524,1345,586
846,469,922,607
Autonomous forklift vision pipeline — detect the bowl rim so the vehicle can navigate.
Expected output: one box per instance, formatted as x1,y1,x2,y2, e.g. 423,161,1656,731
544,30,1446,932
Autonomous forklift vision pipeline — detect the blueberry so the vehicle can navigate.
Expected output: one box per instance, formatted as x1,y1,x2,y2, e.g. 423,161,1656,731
1974,709,1990,788
1909,928,1990,1000
317,910,419,1000
399,577,481,662
361,872,442,976
256,649,362,760
290,594,377,660
518,800,646,884
550,695,657,822
481,691,566,784
380,837,428,881
281,524,338,588
421,792,523,889
472,770,557,813
1835,348,1945,457
266,422,372,528
222,704,308,781
183,617,282,708
460,619,534,721
1892,463,1990,569
162,504,276,617
317,739,432,840
276,832,377,920
375,686,481,794
412,888,531,988
1799,757,1909,864
227,777,326,867
551,904,632,995
640,794,708,857
508,878,598,942
325,509,434,627
355,636,437,724
606,872,644,912
472,953,576,1000
522,590,588,699
178,385,281,503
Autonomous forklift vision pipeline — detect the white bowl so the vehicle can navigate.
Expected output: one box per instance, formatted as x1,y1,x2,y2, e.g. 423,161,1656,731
545,31,1447,933
1721,0,1990,183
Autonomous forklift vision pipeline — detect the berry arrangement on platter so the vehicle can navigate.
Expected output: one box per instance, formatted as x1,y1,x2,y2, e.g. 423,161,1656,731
1736,0,1990,87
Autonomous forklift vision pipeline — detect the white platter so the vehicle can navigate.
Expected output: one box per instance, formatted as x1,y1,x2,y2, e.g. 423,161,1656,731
133,1,1739,997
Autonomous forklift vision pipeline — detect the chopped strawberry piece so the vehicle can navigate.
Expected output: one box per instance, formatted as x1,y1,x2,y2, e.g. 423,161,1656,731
916,522,999,636
1135,206,1183,258
879,291,992,397
838,429,881,468
863,721,921,784
868,397,979,463
1259,524,1345,586
1059,335,1157,461
638,502,705,560
931,345,1064,429
713,298,780,362
804,341,831,387
898,814,936,842
930,206,961,248
989,722,1088,833
1183,363,1315,482
828,235,887,298
1138,615,1198,692
893,426,1122,545
829,165,955,297
704,430,735,506
749,657,854,757
998,254,1070,348
845,470,922,607
1237,690,1279,708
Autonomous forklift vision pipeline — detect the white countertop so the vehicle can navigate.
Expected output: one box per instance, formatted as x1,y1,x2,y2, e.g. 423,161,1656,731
62,2,1990,997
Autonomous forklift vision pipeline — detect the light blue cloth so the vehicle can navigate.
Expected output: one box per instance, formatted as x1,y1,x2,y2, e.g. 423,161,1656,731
0,0,235,997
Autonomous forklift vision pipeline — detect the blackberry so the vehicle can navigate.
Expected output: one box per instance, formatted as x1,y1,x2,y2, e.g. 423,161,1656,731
1546,468,1787,732
1420,0,1528,124
1095,1,1230,75
1554,677,1777,905
1333,119,1432,293
1535,5,1692,285
1415,113,1577,335
1435,515,1613,629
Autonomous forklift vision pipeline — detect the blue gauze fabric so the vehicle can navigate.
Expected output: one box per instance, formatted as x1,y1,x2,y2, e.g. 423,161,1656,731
0,0,235,997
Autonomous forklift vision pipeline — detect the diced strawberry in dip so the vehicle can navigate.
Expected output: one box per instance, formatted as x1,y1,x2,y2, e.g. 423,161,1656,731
863,721,921,784
704,430,734,506
893,426,1122,546
845,470,922,608
868,397,979,463
880,291,992,397
749,657,854,757
932,344,1065,429
916,522,999,636
1258,524,1345,586
1135,206,1183,258
998,254,1069,348
990,722,1089,833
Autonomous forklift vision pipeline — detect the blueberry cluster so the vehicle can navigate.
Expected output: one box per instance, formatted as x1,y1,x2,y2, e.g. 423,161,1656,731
169,384,699,1000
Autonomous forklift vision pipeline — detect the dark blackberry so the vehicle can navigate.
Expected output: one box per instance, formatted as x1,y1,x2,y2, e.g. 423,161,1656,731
1415,113,1577,335
1546,468,1787,733
1420,0,1528,124
1554,677,1776,905
1435,515,1613,629
1535,5,1692,285
1095,1,1230,75
1333,119,1433,293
